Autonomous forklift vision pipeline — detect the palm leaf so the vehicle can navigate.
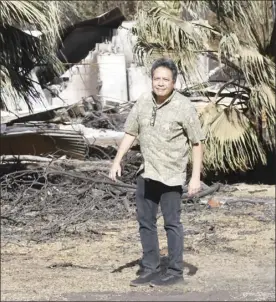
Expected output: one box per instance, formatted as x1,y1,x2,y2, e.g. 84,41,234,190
218,33,275,88
0,25,57,111
0,1,73,111
0,1,67,45
200,104,267,172
133,1,211,84
249,84,276,149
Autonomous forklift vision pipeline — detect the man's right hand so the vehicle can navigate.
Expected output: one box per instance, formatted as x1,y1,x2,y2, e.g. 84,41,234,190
109,162,122,182
108,133,136,182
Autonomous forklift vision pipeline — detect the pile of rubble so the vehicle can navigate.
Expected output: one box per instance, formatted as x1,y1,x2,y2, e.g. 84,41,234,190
0,90,143,243
0,148,142,243
0,98,134,160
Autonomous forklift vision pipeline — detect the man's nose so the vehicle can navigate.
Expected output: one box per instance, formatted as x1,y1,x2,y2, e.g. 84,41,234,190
158,80,164,86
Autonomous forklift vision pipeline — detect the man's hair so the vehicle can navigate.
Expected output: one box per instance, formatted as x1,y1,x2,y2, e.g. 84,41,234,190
151,58,178,82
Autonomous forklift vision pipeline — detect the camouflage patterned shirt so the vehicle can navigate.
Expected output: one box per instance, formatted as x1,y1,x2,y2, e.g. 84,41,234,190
124,90,205,186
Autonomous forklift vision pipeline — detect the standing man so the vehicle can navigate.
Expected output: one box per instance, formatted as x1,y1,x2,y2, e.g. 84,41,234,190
109,58,205,287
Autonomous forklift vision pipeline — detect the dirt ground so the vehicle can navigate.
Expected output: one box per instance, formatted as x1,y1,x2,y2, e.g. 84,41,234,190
1,183,275,301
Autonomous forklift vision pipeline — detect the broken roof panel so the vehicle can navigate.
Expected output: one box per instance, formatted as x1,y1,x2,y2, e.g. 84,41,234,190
57,7,126,64
0,123,89,159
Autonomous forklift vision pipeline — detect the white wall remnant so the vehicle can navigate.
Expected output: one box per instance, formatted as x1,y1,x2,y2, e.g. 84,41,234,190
113,21,136,67
51,50,99,107
128,65,151,101
97,53,128,106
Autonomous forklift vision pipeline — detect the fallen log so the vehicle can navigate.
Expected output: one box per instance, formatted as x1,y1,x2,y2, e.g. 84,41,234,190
0,155,53,163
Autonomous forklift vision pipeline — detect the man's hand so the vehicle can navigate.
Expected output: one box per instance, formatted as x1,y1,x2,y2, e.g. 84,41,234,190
109,162,121,182
188,177,201,196
108,133,136,182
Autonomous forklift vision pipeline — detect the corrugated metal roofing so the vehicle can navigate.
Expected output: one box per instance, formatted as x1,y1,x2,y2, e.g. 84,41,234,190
0,123,88,159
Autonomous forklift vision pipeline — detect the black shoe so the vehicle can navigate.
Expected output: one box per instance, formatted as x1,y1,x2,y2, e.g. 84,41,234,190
149,273,184,287
130,271,160,287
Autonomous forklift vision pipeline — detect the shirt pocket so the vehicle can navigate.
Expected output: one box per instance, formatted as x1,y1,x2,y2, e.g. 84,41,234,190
139,116,151,129
159,121,183,141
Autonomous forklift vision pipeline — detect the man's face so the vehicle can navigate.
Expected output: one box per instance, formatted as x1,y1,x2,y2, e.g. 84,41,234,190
152,67,175,98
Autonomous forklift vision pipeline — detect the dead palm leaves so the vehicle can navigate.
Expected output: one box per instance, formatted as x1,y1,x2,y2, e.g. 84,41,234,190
200,103,266,172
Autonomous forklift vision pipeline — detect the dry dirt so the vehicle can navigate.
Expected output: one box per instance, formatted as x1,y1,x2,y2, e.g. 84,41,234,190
1,183,275,301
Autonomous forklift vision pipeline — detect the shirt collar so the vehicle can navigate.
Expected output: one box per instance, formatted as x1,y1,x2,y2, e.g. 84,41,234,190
152,90,176,108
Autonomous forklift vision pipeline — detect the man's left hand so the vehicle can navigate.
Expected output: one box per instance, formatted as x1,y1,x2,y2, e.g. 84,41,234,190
188,177,201,196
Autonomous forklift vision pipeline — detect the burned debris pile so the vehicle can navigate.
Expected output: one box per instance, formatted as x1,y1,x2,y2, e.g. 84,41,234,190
0,97,142,243
0,150,142,243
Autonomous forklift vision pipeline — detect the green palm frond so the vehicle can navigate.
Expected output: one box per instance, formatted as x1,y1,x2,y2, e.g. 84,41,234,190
0,1,66,45
155,0,182,16
133,1,211,84
0,29,57,111
0,1,73,111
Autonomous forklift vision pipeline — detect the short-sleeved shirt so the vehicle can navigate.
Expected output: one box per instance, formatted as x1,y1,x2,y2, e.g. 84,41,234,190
124,90,205,186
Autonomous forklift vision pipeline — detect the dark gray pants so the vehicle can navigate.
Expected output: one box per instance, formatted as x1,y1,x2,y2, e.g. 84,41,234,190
136,175,184,276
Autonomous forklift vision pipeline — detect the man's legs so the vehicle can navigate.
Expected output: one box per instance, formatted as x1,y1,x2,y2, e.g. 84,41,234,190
149,185,184,287
135,176,160,273
160,185,183,276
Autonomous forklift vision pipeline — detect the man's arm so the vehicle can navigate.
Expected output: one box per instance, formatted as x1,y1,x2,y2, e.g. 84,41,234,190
181,102,205,196
109,133,136,181
189,142,204,196
109,99,140,182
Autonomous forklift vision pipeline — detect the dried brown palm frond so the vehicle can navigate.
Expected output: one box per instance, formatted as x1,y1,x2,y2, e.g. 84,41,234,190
249,84,276,149
200,103,267,172
218,33,275,88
